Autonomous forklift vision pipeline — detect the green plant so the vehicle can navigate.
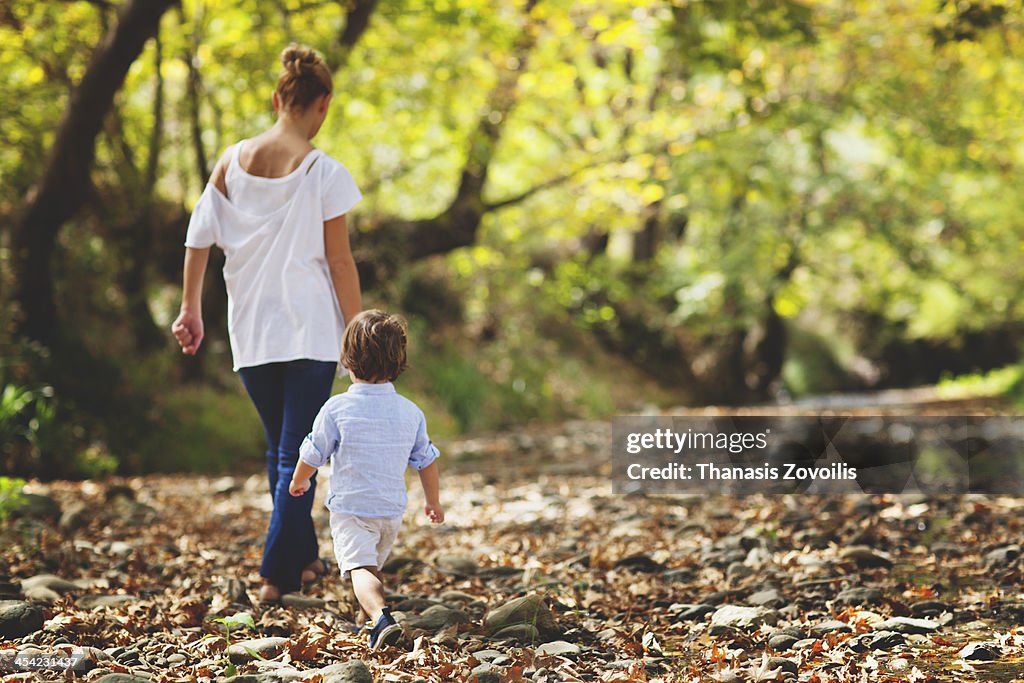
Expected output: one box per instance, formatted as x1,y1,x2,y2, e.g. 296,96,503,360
0,476,26,520
202,611,257,677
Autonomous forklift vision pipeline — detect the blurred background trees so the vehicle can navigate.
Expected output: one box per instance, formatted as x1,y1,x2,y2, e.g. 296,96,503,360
2,0,1023,477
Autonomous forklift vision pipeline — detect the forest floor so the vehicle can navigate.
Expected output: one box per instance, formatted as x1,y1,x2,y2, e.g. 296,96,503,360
1,392,1023,683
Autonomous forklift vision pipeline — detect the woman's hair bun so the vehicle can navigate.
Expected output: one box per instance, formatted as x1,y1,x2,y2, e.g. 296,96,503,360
276,43,333,110
281,43,319,77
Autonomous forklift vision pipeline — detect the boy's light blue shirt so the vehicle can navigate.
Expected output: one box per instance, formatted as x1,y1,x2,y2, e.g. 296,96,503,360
298,382,439,518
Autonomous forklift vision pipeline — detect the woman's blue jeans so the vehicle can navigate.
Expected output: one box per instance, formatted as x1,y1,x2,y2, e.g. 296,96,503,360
239,359,336,592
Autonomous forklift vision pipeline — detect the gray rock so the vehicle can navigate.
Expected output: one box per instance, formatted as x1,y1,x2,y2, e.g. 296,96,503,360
711,670,743,682
472,649,505,662
959,642,1001,661
76,594,136,609
167,653,187,665
491,624,539,642
0,600,44,638
768,633,799,651
404,604,469,631
435,553,478,577
317,659,373,683
380,555,422,573
748,589,785,608
835,587,884,606
535,640,580,657
910,600,951,617
809,620,853,638
766,657,798,675
471,664,501,683
59,502,90,531
94,676,153,683
876,617,940,634
674,604,716,622
850,630,905,652
440,590,478,603
227,637,289,664
484,594,559,637
22,585,61,603
710,605,777,629
393,597,444,612
792,638,817,649
21,574,81,595
15,493,61,522
281,594,325,609
838,546,893,568
984,545,1020,569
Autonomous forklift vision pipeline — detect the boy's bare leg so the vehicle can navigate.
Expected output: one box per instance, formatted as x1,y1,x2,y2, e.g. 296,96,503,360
350,566,387,624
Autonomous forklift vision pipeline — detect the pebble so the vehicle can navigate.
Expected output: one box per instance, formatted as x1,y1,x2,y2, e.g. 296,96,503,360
768,633,800,651
435,553,479,577
838,546,893,568
167,653,187,665
484,594,560,637
491,624,539,642
809,620,853,638
748,589,785,608
850,630,905,651
834,587,884,606
227,637,289,664
673,604,716,622
710,605,778,629
875,617,940,634
984,545,1020,569
766,657,798,675
404,604,469,631
910,600,951,617
0,600,44,638
281,594,325,609
535,640,580,657
959,642,1002,661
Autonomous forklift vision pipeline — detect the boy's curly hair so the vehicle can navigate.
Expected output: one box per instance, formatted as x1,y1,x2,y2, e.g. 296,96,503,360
341,310,409,382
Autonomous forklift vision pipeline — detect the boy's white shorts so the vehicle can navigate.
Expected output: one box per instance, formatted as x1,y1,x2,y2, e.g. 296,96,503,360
329,512,403,574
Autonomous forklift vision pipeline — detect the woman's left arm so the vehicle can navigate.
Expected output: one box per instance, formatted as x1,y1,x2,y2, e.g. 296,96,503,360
324,214,361,325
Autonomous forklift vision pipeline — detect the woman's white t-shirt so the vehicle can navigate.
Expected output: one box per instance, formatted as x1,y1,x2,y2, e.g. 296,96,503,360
184,141,362,370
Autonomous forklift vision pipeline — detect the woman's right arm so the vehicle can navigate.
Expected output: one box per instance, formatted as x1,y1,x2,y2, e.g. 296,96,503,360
172,151,229,355
172,247,210,355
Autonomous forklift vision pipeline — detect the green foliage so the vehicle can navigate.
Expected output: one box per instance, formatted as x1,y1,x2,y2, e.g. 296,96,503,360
0,477,27,521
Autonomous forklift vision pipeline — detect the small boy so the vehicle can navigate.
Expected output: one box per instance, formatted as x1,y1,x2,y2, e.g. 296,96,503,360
289,309,444,650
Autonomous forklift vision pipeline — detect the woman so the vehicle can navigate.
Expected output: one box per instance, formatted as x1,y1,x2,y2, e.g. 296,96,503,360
171,44,362,604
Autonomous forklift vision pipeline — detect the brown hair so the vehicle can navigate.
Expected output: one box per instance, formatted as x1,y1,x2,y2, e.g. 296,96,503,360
342,310,409,382
276,43,332,111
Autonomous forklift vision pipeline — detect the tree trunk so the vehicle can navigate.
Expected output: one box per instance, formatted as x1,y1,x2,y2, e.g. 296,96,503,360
10,0,178,346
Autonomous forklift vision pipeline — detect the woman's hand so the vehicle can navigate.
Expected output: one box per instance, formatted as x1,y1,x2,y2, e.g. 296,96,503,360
171,309,205,355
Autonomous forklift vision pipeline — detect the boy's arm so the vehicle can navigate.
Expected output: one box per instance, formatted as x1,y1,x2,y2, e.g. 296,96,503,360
289,461,318,497
418,461,444,524
290,404,339,497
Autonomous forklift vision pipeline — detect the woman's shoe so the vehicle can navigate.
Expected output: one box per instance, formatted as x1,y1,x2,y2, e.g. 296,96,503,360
301,558,328,584
257,581,282,605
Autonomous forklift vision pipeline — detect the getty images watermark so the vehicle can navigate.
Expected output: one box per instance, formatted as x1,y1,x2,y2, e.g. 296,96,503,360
0,648,88,673
612,415,1024,495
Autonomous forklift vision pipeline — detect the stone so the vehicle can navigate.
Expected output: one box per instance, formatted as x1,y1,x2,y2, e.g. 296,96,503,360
709,605,777,630
227,637,289,664
838,546,893,568
435,553,479,577
711,670,742,682
766,657,798,675
748,589,785,608
535,640,580,657
809,620,853,638
768,633,799,651
484,594,559,637
792,638,817,649
0,600,45,638
59,502,90,531
317,659,373,683
440,590,478,603
472,649,505,662
94,676,153,683
470,664,501,683
404,604,469,631
393,597,444,612
875,617,940,634
959,642,1001,661
218,578,251,606
281,594,325,609
15,493,61,522
21,574,80,595
76,594,136,609
910,600,951,617
835,587,884,606
167,653,187,665
380,555,422,573
984,545,1020,569
491,624,539,642
850,630,905,652
674,604,716,622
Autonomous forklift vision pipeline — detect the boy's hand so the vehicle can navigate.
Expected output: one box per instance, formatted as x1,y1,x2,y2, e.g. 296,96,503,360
289,477,311,497
425,503,444,524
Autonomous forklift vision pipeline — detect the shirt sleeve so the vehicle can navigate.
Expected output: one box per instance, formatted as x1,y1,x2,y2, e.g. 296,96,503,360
408,412,440,471
299,404,340,468
321,158,363,221
183,184,221,248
